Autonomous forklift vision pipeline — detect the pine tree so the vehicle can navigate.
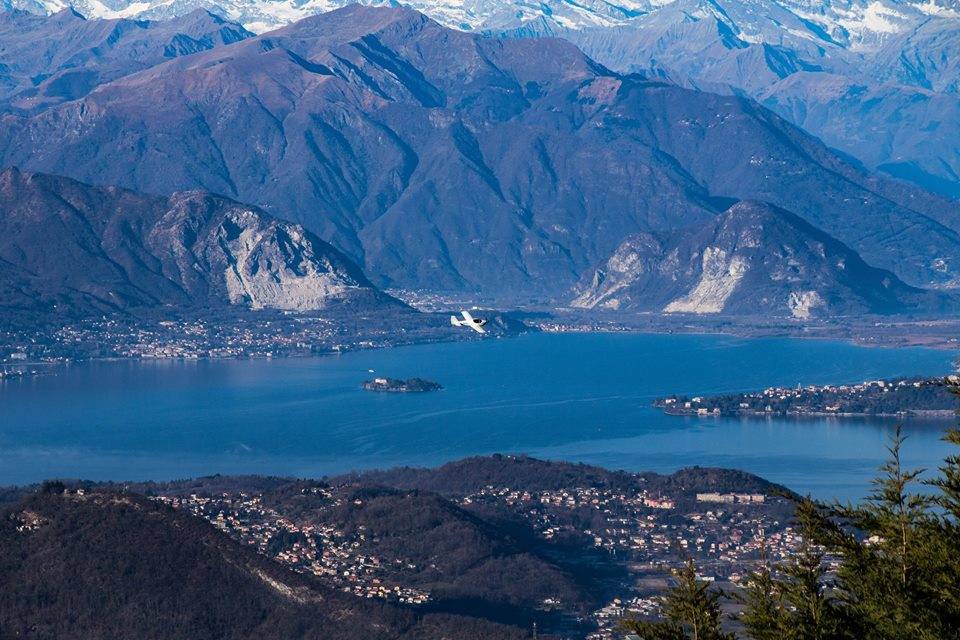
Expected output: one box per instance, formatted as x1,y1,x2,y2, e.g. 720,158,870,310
921,376,960,636
629,378,960,640
738,530,850,640
623,560,734,640
777,542,849,640
787,405,960,640
736,555,784,640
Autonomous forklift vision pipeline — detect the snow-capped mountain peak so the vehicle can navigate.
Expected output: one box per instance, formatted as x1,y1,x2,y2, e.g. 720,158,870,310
4,0,954,45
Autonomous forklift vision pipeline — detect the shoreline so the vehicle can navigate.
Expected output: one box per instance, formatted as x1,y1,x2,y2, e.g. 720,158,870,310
5,311,960,367
534,317,960,352
654,374,959,422
660,408,957,420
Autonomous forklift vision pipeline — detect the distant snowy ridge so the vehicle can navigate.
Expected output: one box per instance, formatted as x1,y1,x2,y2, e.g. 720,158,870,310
5,0,957,42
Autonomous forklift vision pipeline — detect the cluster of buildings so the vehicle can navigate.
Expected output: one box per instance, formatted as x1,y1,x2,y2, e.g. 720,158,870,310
4,317,330,361
456,483,802,640
150,480,809,640
0,312,444,363
696,492,765,504
755,378,928,402
154,490,431,604
459,484,792,565
534,320,633,333
385,288,489,313
589,595,662,638
658,374,958,417
0,367,42,380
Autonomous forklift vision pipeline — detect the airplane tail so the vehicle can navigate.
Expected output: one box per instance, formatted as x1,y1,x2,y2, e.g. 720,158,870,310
450,315,463,327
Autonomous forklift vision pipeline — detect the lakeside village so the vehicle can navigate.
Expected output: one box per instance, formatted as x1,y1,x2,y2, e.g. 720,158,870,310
0,311,459,364
155,483,802,640
655,375,960,418
5,305,960,365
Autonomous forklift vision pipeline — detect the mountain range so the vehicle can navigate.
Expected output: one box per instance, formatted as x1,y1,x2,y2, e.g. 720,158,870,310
10,0,957,46
1,4,959,313
0,168,394,316
10,0,959,200
511,0,960,199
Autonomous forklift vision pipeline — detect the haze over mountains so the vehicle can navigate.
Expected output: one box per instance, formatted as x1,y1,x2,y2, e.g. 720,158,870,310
517,0,960,199
0,7,251,113
12,0,960,200
1,5,959,313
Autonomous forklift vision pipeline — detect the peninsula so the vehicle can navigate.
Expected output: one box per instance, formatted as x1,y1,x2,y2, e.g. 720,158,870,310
655,375,960,418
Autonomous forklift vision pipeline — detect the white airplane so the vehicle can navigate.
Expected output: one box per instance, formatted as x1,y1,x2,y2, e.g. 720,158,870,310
451,310,487,334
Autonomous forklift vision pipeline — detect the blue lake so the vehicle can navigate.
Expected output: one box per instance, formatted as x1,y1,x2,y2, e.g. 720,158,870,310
1,333,957,501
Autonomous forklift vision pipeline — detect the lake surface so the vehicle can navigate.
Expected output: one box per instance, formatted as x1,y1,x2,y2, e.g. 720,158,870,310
1,333,957,501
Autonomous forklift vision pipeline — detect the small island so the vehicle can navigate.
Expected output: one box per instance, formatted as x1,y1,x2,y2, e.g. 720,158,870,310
654,375,959,419
362,377,442,393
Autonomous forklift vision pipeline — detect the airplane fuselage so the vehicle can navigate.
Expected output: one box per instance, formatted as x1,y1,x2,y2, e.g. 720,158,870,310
451,310,487,334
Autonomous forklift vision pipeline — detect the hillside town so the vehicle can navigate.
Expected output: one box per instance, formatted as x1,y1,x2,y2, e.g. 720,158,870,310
456,484,799,638
152,476,800,640
153,489,432,604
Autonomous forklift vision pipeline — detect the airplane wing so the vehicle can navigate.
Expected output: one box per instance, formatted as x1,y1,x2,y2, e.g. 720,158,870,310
461,310,475,323
469,322,486,334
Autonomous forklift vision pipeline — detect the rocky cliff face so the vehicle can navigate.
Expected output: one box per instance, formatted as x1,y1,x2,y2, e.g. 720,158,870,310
2,6,959,304
0,168,394,316
572,201,957,317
